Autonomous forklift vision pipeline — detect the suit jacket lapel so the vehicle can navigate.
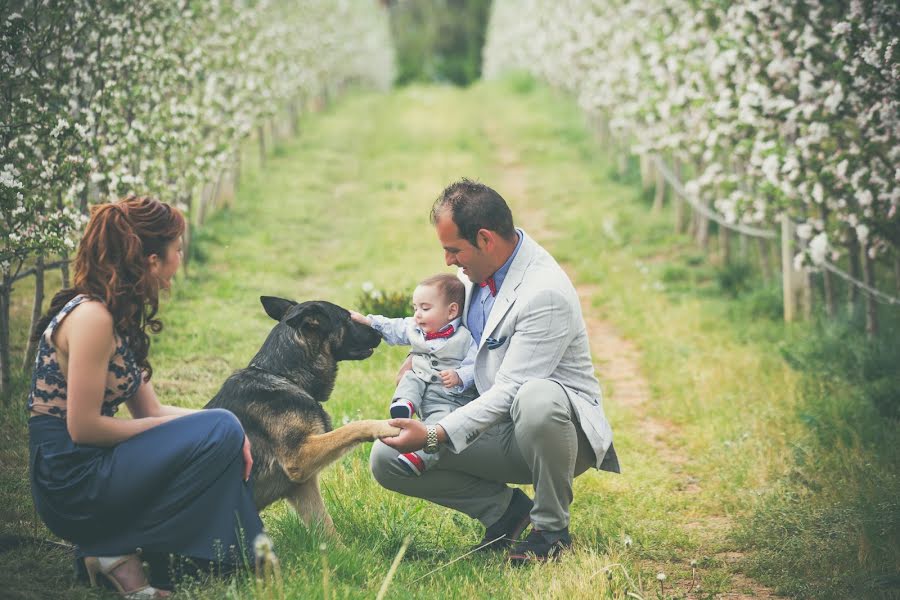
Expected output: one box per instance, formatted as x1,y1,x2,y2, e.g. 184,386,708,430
458,268,474,324
478,231,535,348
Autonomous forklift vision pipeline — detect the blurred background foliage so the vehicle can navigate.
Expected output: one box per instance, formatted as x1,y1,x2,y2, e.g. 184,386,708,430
387,0,492,86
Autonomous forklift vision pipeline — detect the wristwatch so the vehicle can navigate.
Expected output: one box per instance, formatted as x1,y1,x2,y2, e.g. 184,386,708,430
423,425,440,454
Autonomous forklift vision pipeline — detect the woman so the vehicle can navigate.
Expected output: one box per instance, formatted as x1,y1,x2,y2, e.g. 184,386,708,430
27,195,263,597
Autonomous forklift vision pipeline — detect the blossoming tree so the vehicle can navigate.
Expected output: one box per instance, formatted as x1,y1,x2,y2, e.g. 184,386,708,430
0,0,395,394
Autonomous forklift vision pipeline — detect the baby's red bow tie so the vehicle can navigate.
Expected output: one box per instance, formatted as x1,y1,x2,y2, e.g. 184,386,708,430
480,276,497,297
424,325,455,341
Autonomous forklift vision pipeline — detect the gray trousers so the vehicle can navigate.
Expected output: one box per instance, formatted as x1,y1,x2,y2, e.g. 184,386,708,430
370,379,595,532
393,371,478,471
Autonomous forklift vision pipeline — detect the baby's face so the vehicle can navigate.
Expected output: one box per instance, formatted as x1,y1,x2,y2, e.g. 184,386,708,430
411,284,456,334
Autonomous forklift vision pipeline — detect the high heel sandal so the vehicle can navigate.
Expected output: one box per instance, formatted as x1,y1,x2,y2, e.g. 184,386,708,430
83,554,169,599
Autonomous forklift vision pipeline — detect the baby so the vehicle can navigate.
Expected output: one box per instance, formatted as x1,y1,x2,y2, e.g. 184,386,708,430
351,273,476,476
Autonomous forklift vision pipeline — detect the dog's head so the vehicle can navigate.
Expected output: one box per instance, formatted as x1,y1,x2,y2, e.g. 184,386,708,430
260,296,381,361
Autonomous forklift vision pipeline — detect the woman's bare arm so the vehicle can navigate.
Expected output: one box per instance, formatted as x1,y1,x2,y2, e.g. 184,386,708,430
126,380,197,419
63,302,177,446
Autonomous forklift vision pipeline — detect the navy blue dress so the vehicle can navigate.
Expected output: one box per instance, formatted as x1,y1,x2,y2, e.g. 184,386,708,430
27,295,263,568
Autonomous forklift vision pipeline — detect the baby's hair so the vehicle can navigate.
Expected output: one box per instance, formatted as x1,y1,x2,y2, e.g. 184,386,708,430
418,273,466,310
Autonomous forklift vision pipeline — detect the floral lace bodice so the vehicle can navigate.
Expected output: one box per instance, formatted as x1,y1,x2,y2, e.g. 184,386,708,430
27,294,142,419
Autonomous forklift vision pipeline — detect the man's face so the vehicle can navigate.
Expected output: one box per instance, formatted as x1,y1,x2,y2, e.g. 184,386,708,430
434,211,491,284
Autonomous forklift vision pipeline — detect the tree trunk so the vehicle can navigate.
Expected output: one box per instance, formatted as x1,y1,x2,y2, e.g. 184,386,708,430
846,230,861,317
290,98,300,137
895,254,900,296
671,160,685,233
639,154,652,191
617,152,628,179
861,244,878,338
181,192,193,276
719,224,730,265
0,275,11,396
801,268,813,320
22,256,45,370
234,150,242,195
211,170,224,211
60,250,70,289
79,180,90,214
817,206,834,317
56,191,70,288
758,237,773,282
652,163,665,213
258,124,266,166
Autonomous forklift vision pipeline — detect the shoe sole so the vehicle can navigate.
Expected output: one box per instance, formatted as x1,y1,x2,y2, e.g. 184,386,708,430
507,546,567,566
508,540,571,566
389,404,414,419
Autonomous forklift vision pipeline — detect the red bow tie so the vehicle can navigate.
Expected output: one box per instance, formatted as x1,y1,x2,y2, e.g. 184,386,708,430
424,325,455,341
480,276,497,297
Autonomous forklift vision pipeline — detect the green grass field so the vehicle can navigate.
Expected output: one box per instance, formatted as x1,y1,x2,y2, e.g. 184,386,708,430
1,78,897,599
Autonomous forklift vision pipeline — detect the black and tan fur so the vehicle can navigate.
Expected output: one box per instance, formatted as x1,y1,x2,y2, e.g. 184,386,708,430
204,296,399,533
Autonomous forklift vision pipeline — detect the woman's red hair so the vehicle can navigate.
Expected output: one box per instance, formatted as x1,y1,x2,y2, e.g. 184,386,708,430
35,195,186,381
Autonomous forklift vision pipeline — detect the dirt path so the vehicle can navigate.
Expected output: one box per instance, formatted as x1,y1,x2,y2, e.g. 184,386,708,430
490,130,777,599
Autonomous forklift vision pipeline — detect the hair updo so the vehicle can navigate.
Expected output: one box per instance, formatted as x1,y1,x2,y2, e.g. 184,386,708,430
35,195,185,380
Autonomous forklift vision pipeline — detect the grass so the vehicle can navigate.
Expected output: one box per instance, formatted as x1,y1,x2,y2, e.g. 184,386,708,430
1,76,898,599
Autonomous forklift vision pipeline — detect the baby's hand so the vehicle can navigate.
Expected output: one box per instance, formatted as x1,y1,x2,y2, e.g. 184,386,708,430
439,370,462,388
349,310,371,326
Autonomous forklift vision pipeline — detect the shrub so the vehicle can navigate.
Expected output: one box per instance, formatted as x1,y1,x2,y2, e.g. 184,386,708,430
356,283,412,319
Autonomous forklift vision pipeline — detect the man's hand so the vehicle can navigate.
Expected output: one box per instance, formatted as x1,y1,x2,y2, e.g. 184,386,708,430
380,419,449,453
349,310,371,327
380,418,426,453
395,355,413,385
242,435,253,482
439,369,462,388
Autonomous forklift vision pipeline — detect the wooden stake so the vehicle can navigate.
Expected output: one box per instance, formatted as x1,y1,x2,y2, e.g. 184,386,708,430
781,215,797,322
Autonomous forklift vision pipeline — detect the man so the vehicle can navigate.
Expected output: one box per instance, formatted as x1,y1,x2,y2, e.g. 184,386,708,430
370,179,619,564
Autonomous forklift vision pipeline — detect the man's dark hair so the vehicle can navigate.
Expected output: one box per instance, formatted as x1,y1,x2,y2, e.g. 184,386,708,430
419,273,466,311
430,178,516,247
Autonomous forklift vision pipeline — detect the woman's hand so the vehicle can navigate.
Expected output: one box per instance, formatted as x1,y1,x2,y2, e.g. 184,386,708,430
242,435,253,482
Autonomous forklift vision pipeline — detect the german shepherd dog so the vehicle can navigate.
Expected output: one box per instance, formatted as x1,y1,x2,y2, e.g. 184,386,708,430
204,296,400,533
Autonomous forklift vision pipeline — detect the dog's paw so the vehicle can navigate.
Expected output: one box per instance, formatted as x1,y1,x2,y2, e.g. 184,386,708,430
370,420,402,439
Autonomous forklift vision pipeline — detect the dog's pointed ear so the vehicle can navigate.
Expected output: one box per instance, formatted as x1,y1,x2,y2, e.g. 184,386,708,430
260,296,298,322
285,303,331,334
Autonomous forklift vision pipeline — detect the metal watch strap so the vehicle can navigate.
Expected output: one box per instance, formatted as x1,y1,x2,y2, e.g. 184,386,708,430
424,425,439,454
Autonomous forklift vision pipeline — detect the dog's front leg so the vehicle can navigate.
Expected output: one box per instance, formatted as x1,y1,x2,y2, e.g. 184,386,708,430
287,475,336,536
281,420,400,483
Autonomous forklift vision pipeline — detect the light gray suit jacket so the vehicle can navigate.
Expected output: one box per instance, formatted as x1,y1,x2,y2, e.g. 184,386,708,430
438,230,620,472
